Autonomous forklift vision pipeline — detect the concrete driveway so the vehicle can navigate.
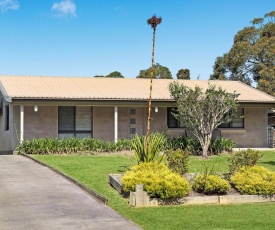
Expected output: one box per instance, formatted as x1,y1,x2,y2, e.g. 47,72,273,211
0,155,141,230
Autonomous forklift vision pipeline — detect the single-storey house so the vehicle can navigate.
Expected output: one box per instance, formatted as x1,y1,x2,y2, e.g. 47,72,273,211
0,76,275,153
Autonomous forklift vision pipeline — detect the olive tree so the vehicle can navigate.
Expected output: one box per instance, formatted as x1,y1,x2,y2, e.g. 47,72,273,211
169,82,239,157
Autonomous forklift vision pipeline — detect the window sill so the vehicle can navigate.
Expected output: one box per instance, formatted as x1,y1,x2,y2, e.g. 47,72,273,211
220,129,246,134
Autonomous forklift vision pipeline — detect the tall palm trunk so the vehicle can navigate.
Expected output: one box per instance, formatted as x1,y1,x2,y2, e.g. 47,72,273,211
145,15,162,152
145,27,156,151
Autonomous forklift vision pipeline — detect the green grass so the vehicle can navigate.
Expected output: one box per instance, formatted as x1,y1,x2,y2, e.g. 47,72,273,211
33,151,275,230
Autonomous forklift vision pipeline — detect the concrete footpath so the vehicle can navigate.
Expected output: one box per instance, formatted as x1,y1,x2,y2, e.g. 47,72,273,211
0,155,141,230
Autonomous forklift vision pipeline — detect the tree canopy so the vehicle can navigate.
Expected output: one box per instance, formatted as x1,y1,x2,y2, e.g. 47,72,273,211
136,63,172,79
169,82,239,157
176,69,190,79
210,11,275,96
94,71,124,78
105,71,124,78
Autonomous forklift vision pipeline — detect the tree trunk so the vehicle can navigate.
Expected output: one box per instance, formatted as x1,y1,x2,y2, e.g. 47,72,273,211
202,135,211,158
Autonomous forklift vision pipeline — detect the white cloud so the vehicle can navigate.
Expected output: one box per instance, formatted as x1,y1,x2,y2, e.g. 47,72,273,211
0,0,20,13
51,0,76,18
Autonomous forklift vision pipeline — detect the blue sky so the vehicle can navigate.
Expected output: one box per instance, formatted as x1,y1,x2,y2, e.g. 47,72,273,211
0,0,274,79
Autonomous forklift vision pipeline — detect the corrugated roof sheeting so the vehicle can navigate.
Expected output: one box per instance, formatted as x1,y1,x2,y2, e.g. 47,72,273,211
0,76,274,102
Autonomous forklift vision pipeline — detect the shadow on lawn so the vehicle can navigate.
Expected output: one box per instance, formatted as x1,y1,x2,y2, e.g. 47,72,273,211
261,161,275,166
117,166,130,173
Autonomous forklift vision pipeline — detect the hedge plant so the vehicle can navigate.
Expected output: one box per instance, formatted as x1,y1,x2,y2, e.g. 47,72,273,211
231,166,275,195
17,137,133,154
228,149,263,175
164,135,235,155
121,162,191,199
165,149,190,175
192,174,230,195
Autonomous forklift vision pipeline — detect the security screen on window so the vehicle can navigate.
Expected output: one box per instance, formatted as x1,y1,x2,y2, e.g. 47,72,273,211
58,106,92,138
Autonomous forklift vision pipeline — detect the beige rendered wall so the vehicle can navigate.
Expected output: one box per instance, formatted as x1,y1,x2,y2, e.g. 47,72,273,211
24,106,58,140
93,107,115,141
131,107,146,136
0,100,14,152
166,107,269,148
221,108,268,147
12,106,58,150
93,106,146,141
150,107,167,133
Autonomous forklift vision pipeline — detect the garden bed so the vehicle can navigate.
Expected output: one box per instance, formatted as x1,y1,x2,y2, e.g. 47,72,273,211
109,174,275,207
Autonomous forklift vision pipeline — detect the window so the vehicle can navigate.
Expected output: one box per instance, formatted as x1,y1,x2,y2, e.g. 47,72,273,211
130,118,136,125
167,107,185,128
5,105,9,131
58,106,92,139
218,108,244,128
167,107,244,129
130,108,136,115
130,127,136,134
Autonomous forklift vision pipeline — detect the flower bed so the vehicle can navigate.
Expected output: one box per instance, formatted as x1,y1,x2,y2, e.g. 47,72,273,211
109,173,275,207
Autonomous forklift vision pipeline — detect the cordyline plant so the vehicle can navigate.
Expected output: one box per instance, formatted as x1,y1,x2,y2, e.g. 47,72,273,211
169,82,239,157
145,15,162,152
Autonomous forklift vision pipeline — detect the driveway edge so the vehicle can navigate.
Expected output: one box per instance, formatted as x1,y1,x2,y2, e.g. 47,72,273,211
19,153,108,205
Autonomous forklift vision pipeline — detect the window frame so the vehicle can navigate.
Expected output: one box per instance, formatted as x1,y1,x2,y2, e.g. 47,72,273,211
218,108,245,129
58,106,93,138
167,107,245,129
167,107,185,128
5,105,9,131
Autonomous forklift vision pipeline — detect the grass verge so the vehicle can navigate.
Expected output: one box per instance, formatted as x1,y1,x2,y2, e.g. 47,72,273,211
33,151,275,230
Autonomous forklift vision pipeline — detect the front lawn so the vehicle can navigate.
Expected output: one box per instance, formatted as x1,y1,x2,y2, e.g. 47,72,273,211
33,151,275,230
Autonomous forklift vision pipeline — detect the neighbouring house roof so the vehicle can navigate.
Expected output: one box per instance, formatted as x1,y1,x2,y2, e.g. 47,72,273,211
0,76,275,104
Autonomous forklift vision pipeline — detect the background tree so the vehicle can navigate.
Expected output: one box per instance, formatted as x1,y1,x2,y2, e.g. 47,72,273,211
94,71,124,78
169,82,239,157
136,63,172,79
105,71,124,78
145,15,162,151
176,68,190,79
210,11,275,96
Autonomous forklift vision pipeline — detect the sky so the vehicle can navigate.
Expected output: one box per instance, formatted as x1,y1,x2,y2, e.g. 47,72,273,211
0,0,274,80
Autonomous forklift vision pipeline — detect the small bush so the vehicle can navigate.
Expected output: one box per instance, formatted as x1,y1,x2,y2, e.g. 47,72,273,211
209,138,236,155
164,136,200,153
230,166,275,195
228,149,263,175
165,149,190,174
121,162,191,199
192,174,230,195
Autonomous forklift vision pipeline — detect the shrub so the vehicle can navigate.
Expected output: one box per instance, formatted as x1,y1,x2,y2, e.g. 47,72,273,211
164,135,235,155
121,162,191,199
17,137,133,154
209,138,236,155
115,138,133,151
165,149,190,174
192,174,230,195
164,136,200,153
230,166,275,195
131,132,166,164
228,149,263,175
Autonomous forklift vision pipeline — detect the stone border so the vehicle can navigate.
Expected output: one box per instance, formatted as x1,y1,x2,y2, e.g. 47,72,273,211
109,174,275,207
20,153,108,205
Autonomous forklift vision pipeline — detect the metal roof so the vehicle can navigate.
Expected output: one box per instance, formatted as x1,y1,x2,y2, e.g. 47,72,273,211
0,76,274,103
